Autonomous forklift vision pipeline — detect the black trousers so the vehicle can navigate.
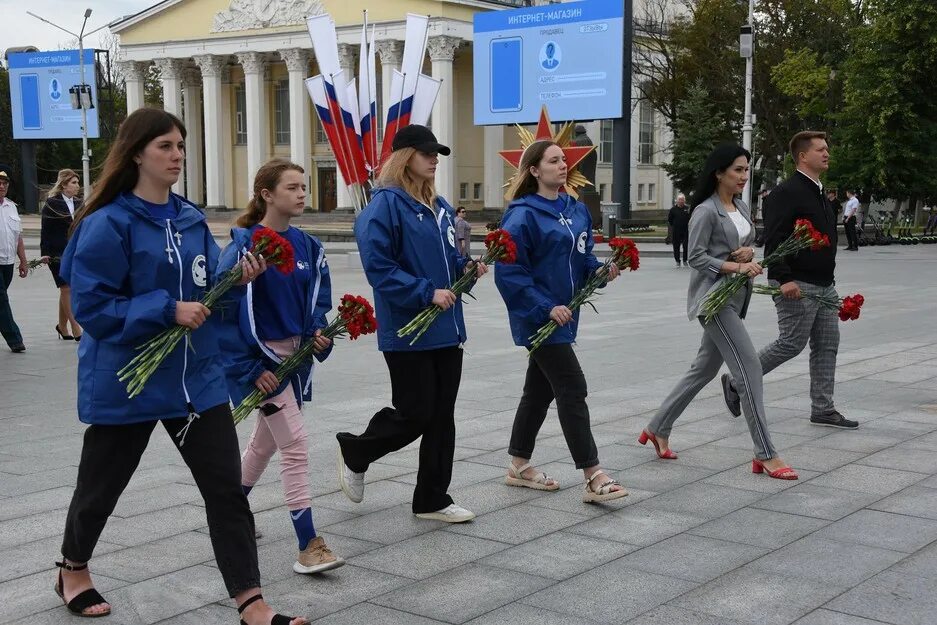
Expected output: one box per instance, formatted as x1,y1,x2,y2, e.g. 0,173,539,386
844,216,859,249
509,343,599,469
0,264,23,348
337,346,463,513
61,404,260,597
672,232,688,263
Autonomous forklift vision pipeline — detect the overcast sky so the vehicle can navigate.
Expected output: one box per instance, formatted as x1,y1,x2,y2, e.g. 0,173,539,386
2,0,154,58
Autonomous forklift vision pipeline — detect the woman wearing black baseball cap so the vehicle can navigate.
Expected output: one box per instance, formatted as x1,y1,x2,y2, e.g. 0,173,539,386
338,125,488,523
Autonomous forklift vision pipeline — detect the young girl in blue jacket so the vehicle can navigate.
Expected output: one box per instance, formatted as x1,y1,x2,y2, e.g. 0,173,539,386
336,125,488,522
217,159,343,575
495,140,628,503
56,109,307,625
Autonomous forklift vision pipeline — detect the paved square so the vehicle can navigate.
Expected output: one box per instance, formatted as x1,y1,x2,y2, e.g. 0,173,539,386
1,241,935,624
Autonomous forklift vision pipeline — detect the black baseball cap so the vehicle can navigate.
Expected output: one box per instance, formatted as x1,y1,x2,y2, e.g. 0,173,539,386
392,125,450,156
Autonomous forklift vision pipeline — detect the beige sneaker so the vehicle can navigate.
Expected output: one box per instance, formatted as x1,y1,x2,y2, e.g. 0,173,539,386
293,536,346,574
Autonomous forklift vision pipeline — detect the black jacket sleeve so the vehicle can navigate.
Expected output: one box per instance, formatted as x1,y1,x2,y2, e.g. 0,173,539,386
762,186,796,285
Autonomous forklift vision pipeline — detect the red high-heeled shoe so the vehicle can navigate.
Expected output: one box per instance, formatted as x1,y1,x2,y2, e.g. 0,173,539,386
752,459,798,480
638,430,677,459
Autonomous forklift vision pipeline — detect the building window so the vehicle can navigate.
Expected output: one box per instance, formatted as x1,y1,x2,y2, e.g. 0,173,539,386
637,183,645,202
315,116,327,144
648,183,656,202
274,79,290,145
599,183,607,200
638,100,655,165
235,84,247,145
459,183,468,200
473,183,482,200
599,120,613,164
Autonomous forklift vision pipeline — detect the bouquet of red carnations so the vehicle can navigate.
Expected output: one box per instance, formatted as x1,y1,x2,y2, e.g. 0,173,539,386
232,294,377,424
118,227,295,399
396,228,517,346
699,219,829,323
528,237,640,354
752,285,865,321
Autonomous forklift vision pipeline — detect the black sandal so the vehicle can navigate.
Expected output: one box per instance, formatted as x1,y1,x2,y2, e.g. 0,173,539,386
54,561,111,618
238,593,302,625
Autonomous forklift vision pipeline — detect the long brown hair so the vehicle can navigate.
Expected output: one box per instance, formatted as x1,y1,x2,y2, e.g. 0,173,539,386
237,159,305,228
70,108,186,235
49,169,79,198
505,140,557,201
378,147,436,206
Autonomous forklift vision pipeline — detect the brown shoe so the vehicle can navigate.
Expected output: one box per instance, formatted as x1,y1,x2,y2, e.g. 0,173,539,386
293,536,345,574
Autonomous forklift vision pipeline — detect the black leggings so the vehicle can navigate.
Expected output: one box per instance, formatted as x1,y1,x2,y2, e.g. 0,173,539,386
61,404,260,597
337,346,463,513
509,343,599,469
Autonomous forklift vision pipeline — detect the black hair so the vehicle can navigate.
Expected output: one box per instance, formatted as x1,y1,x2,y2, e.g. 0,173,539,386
691,143,752,207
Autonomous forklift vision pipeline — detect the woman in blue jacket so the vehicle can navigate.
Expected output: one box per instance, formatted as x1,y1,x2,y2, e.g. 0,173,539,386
495,140,627,503
217,159,343,575
336,125,487,523
55,108,307,625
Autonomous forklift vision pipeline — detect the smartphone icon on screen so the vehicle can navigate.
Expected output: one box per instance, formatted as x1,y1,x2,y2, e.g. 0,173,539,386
20,74,42,130
490,37,522,113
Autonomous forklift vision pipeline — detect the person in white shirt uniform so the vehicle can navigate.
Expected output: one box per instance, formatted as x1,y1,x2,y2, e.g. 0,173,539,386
843,189,860,251
0,165,28,353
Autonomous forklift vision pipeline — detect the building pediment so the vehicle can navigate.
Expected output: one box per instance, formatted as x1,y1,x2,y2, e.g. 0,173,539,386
211,0,325,32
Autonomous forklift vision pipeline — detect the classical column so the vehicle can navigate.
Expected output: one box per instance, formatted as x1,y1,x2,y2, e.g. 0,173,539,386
155,58,187,194
375,39,404,134
193,54,226,209
221,66,235,208
182,68,204,205
428,36,460,203
279,48,313,208
483,125,504,210
236,52,269,194
118,60,149,113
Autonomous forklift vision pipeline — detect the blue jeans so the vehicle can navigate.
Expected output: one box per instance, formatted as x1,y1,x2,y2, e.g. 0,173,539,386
0,264,24,348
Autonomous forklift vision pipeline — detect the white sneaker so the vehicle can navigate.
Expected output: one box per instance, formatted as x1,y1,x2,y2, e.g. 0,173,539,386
414,503,476,523
337,447,364,503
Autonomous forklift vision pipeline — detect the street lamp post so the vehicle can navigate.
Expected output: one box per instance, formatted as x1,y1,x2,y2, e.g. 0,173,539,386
739,0,755,210
26,8,107,197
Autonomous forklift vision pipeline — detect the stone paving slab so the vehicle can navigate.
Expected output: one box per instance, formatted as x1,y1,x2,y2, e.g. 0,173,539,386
1,246,936,624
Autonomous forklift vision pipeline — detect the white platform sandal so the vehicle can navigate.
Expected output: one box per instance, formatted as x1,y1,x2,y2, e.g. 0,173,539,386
583,470,628,503
505,462,560,491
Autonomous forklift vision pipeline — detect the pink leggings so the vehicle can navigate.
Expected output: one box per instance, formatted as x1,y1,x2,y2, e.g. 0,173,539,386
240,337,311,511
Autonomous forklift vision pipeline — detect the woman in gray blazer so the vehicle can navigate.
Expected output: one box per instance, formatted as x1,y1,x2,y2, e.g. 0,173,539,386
640,144,797,480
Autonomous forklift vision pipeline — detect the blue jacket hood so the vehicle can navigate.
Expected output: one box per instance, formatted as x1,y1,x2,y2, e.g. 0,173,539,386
215,224,333,408
354,186,469,351
494,193,602,348
61,192,231,425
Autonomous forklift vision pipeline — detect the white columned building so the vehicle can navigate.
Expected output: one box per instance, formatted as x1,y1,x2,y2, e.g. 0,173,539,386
193,54,227,209
155,58,187,194
279,47,313,205
428,35,460,204
483,126,504,210
375,39,404,133
237,51,269,195
182,68,204,206
119,60,148,113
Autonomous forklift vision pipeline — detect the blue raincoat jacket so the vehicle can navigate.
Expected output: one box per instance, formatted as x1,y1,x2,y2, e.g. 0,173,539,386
61,192,235,425
494,193,602,348
354,186,469,352
215,225,332,408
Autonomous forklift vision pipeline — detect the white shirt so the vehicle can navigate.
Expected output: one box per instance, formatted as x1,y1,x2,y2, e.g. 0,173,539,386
0,197,23,265
844,197,860,219
728,209,751,242
64,195,76,217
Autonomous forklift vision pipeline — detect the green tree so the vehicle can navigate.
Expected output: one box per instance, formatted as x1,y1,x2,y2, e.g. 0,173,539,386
662,79,736,196
832,0,937,207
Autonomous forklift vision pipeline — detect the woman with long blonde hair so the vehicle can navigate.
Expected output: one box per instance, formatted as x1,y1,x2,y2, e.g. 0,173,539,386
495,140,628,503
336,125,488,522
40,168,83,340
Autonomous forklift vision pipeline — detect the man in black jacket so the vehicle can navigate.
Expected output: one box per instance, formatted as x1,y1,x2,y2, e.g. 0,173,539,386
722,131,858,429
667,193,690,267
